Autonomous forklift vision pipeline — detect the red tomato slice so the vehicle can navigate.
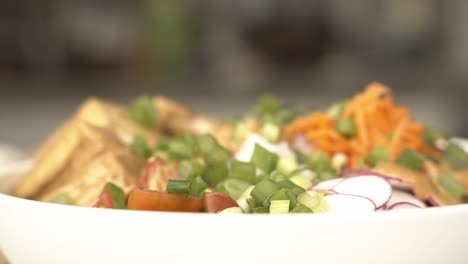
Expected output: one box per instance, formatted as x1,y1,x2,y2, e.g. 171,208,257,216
203,192,239,213
127,189,203,212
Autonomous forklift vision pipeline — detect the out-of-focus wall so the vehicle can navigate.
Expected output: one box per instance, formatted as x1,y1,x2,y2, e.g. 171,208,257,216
0,0,467,147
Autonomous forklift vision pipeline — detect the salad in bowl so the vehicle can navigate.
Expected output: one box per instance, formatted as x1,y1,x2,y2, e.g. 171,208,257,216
7,82,468,214
2,82,468,264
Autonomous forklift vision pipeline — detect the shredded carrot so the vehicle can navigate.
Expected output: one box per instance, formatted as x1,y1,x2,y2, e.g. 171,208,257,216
284,82,442,168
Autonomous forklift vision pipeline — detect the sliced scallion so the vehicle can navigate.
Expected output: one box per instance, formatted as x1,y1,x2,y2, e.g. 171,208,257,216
269,200,290,214
437,173,464,199
49,193,75,205
104,182,126,209
251,144,279,173
367,147,389,167
290,204,313,213
262,122,280,142
297,191,330,213
189,176,209,197
327,99,349,119
396,148,426,171
223,178,251,200
166,180,191,195
130,95,157,128
202,163,228,187
276,157,299,175
231,160,256,184
250,179,280,204
178,160,204,180
289,175,312,189
129,134,151,159
252,207,269,214
443,143,468,170
335,119,357,138
168,140,193,159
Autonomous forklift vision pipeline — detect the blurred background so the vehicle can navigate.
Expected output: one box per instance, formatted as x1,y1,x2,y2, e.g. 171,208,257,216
1,0,468,148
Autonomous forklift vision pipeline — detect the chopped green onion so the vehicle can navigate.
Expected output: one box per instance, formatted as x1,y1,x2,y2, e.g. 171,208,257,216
197,134,218,154
289,175,312,189
297,191,330,213
246,197,259,211
294,150,309,164
189,176,209,197
49,193,75,205
255,95,280,116
130,95,157,128
269,200,290,214
317,169,338,181
154,137,170,151
276,157,299,175
290,204,313,213
290,187,306,196
202,163,228,186
385,132,394,141
236,185,255,212
262,122,280,142
423,127,447,149
396,148,426,171
277,180,301,189
335,119,357,138
231,160,256,184
103,183,126,209
443,143,468,170
437,173,464,199
367,147,389,167
270,170,286,182
233,122,249,141
265,188,296,209
178,160,204,180
166,180,191,195
273,106,298,126
250,179,280,204
251,144,279,173
252,207,269,214
203,146,231,165
168,140,193,159
130,135,151,159
309,151,332,171
327,99,349,119
222,179,251,200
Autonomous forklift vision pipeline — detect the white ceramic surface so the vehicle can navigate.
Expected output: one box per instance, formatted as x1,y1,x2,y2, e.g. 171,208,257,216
1,140,468,264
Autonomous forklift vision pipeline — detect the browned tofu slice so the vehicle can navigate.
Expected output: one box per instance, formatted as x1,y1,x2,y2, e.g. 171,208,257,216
12,97,158,200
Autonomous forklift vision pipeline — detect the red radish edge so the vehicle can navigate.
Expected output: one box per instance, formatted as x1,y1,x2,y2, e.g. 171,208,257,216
309,178,344,191
340,168,413,192
427,197,441,207
388,202,421,210
332,175,392,210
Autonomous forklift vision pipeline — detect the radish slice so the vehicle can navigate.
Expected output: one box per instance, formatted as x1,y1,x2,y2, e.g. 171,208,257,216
427,197,441,207
309,178,343,190
332,175,392,209
388,202,421,210
340,168,413,191
324,194,376,214
386,190,426,208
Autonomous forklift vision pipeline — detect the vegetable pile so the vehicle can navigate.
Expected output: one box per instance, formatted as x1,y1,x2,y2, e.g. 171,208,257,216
44,82,468,214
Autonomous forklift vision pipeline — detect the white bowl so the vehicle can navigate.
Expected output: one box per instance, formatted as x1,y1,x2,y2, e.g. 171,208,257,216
1,161,468,263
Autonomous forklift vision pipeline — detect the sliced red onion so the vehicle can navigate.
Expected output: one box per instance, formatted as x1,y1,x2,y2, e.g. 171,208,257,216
324,194,376,213
388,202,422,210
332,175,392,209
386,190,426,208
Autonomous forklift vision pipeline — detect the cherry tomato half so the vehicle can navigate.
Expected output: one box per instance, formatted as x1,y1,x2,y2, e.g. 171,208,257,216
127,189,203,212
